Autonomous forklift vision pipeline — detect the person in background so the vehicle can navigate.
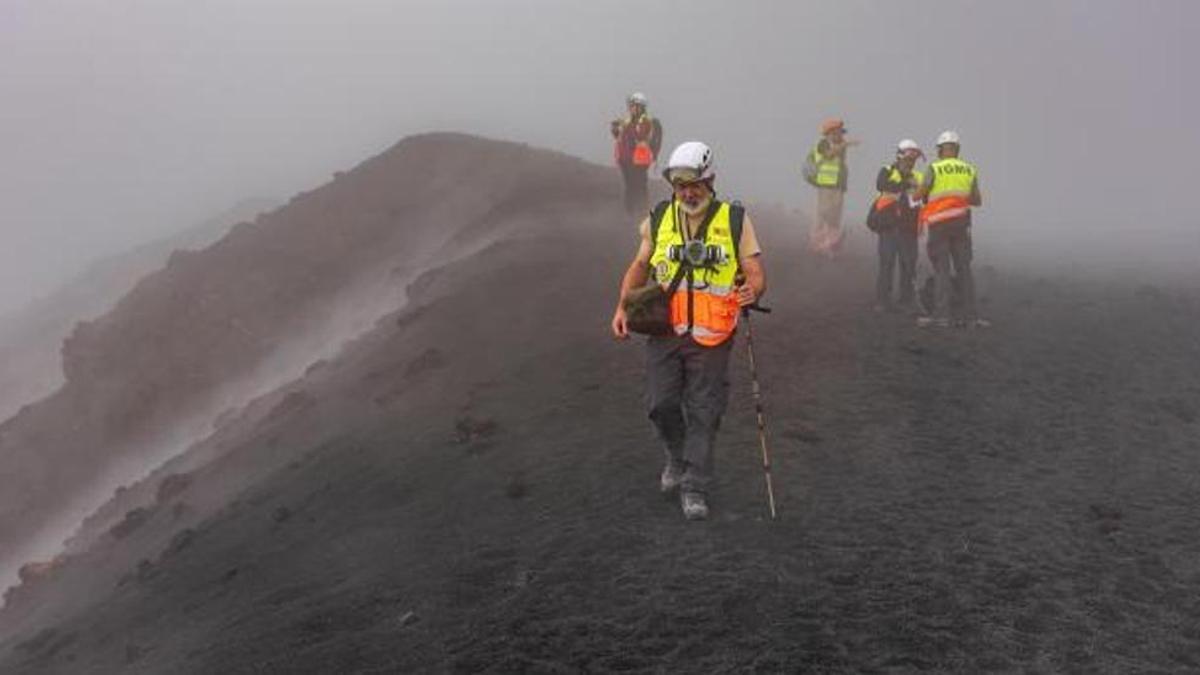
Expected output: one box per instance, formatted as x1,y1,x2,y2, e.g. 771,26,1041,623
611,141,766,521
610,92,663,216
803,118,857,258
915,130,988,328
868,139,925,311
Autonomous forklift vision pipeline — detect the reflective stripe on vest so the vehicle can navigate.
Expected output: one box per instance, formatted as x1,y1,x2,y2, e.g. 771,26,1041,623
809,143,842,188
920,158,976,226
873,165,924,212
649,201,741,347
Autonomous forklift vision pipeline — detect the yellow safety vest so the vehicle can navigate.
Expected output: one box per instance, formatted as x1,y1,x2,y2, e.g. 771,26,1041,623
649,200,742,346
808,142,844,188
874,165,925,211
920,157,977,226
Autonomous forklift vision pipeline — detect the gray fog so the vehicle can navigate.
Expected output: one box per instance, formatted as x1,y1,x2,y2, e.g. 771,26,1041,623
2,0,1197,315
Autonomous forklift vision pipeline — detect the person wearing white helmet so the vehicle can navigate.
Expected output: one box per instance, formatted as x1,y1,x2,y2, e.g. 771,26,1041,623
611,141,767,521
867,139,926,310
915,130,986,328
609,91,664,215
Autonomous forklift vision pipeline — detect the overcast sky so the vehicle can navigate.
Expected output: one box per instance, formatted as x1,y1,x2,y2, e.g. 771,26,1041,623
1,0,1196,314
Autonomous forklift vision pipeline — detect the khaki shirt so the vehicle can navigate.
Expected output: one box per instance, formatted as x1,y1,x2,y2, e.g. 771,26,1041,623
635,210,762,263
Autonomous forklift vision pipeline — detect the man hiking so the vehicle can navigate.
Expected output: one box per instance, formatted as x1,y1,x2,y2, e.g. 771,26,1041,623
868,139,925,311
610,92,663,216
915,130,988,328
611,141,767,521
803,118,857,258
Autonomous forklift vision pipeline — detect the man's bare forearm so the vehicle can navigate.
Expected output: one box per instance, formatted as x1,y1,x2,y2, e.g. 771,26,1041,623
617,261,650,306
742,257,766,299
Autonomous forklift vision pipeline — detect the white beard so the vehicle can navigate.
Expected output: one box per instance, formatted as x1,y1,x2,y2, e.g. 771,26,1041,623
680,195,712,217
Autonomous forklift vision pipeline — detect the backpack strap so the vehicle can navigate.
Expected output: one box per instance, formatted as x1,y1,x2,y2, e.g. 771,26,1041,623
728,200,745,263
648,199,672,248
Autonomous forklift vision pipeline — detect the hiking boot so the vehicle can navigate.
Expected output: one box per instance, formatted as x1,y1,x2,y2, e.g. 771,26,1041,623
916,316,950,329
681,491,709,521
659,464,683,495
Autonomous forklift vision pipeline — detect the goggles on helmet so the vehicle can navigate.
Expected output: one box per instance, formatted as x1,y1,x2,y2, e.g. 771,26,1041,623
667,167,705,186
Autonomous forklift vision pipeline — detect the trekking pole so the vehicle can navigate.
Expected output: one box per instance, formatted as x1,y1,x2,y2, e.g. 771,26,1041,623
741,302,778,520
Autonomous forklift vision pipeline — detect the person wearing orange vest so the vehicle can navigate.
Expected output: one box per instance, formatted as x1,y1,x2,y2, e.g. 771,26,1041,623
915,130,987,328
611,141,766,520
869,139,925,310
610,92,663,216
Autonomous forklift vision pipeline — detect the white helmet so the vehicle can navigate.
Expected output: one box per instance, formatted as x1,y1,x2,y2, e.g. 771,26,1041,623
936,130,961,146
627,91,648,106
662,141,714,183
897,138,922,155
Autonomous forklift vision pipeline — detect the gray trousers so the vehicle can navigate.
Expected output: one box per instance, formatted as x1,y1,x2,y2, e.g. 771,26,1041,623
645,334,734,495
876,227,918,306
927,220,977,319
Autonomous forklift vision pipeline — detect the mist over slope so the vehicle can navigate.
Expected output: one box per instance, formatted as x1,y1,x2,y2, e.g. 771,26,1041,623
1,135,1198,673
0,199,274,423
0,133,622,592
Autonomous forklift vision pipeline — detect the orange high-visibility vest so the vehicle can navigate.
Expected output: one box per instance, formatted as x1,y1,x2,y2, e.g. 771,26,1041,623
614,113,655,165
632,142,654,167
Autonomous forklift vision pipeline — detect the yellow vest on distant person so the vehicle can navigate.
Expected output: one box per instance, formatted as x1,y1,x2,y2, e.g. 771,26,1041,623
874,165,925,211
808,143,843,188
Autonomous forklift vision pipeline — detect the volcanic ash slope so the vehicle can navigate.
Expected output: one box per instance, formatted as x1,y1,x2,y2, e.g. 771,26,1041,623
3,134,1200,673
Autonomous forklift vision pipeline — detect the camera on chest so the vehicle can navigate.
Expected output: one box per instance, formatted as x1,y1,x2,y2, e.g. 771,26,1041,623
667,240,728,267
